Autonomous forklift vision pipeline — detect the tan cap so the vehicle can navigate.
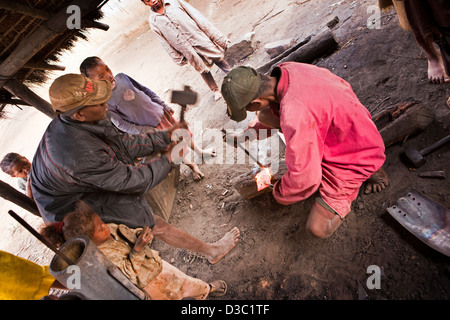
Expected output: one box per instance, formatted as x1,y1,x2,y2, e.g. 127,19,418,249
49,74,112,114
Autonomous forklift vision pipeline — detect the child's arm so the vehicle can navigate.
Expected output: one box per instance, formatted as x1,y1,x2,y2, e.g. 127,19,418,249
109,109,153,135
126,75,173,114
131,227,153,254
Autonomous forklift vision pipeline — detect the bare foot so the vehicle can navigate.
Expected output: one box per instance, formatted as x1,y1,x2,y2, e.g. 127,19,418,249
192,168,205,181
201,147,216,158
428,56,450,84
187,163,205,181
364,168,389,194
206,227,240,264
214,90,222,101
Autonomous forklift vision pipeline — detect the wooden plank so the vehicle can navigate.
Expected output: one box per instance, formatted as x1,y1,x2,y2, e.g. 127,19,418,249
232,160,287,200
144,165,180,221
257,29,338,75
4,79,55,118
0,179,40,216
373,102,434,147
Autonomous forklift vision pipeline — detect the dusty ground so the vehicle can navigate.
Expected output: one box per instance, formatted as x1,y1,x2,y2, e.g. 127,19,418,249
0,0,449,300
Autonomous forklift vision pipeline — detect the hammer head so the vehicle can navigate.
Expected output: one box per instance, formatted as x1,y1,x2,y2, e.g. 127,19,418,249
402,148,425,168
171,85,198,106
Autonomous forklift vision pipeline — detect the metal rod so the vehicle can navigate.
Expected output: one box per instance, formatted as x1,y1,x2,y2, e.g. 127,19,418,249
236,142,265,169
7,210,75,266
221,128,266,168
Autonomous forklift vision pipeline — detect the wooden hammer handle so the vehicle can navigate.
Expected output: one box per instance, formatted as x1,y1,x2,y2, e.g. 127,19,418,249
420,135,450,156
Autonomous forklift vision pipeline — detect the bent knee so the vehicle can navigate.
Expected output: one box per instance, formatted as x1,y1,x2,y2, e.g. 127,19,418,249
305,222,333,239
151,215,171,235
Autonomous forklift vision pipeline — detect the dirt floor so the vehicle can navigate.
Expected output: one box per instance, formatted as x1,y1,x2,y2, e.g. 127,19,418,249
0,0,449,301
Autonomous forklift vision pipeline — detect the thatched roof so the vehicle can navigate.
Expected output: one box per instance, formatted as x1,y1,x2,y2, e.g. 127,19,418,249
0,0,106,85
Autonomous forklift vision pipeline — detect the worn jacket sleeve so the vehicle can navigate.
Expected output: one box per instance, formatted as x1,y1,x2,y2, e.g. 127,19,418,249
272,103,323,205
150,23,187,66
72,132,172,194
178,0,229,49
121,129,171,160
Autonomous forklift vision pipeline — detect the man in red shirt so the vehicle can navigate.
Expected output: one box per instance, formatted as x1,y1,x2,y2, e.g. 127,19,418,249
221,63,388,238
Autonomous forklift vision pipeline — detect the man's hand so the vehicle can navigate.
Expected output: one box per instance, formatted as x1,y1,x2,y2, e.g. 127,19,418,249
133,227,154,253
163,139,189,164
164,106,175,115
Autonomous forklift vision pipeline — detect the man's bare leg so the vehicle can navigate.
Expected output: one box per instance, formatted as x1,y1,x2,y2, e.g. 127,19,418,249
364,167,389,194
182,154,205,181
152,215,240,264
421,36,450,84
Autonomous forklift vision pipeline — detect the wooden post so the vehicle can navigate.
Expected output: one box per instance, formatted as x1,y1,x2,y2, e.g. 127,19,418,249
0,180,40,216
3,79,55,118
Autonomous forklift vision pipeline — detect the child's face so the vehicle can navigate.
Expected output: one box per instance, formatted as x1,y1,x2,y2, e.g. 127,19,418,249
9,157,31,178
92,214,111,245
86,61,116,89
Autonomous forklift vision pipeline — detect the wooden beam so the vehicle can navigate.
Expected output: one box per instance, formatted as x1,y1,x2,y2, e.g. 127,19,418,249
81,19,110,31
23,62,66,71
0,1,109,32
0,179,40,217
0,0,106,89
0,98,31,106
257,29,338,75
0,1,52,20
3,79,55,118
232,160,287,200
373,102,434,148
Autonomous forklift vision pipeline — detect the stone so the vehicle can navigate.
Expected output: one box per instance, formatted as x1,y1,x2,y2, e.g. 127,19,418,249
264,38,295,58
224,32,256,67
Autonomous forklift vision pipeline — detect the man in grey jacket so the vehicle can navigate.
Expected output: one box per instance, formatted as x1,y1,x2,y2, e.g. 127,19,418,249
143,0,231,100
30,74,239,264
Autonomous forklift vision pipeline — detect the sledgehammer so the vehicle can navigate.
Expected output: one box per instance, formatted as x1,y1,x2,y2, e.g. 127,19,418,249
402,134,450,168
170,85,198,123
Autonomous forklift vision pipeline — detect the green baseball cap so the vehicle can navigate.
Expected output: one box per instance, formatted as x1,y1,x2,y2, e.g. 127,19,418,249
221,66,261,122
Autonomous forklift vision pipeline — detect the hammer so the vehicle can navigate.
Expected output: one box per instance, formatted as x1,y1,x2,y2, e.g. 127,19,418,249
170,85,198,123
402,134,450,168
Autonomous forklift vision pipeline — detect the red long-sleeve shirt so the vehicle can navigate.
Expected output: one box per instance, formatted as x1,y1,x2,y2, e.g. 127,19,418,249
267,63,385,217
